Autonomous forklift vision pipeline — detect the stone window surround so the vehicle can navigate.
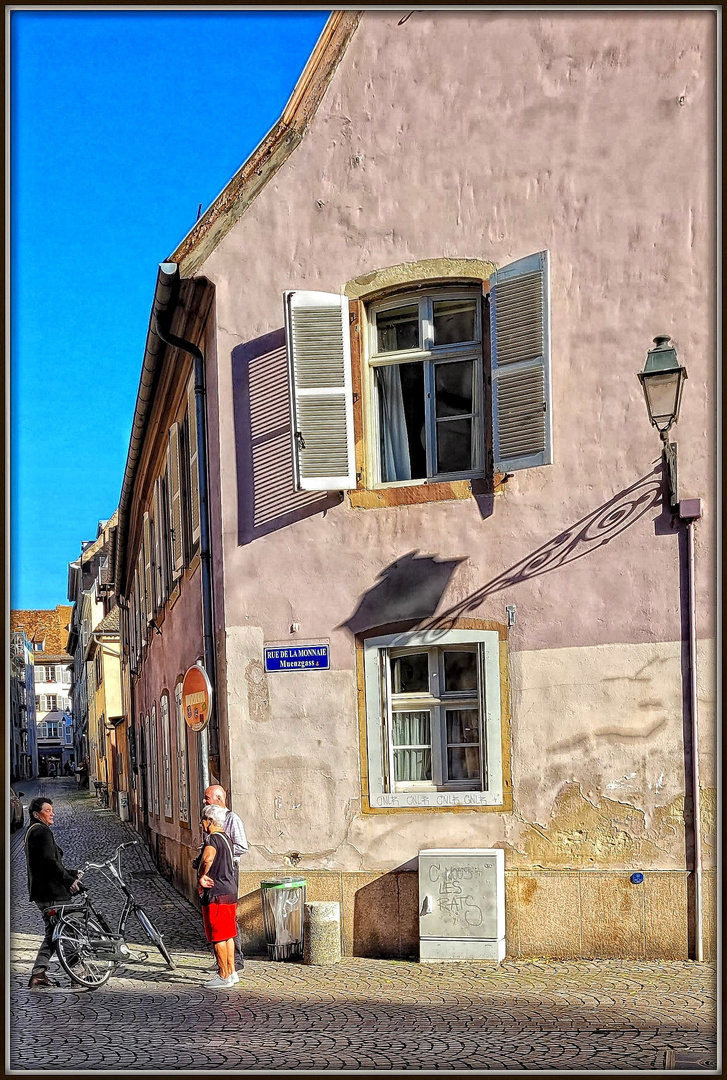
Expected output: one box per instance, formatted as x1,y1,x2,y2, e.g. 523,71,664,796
356,617,513,815
343,258,506,509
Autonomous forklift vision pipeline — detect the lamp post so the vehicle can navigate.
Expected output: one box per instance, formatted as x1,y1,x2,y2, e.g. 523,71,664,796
637,335,688,508
637,335,703,961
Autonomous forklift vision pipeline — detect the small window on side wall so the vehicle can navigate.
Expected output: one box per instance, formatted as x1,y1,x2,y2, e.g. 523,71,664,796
362,628,505,810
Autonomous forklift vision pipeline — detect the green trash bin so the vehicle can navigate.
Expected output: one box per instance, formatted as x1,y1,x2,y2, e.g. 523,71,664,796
260,878,306,960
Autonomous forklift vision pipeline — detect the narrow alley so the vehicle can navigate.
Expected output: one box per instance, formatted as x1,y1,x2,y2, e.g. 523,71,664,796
8,779,717,1072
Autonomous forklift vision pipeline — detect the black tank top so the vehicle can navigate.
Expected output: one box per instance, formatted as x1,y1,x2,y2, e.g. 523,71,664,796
201,831,237,905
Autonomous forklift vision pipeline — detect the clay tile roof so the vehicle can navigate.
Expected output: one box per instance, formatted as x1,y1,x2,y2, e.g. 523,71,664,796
95,606,120,634
10,606,73,660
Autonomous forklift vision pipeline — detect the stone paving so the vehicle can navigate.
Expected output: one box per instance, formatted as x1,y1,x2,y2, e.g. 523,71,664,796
8,778,719,1072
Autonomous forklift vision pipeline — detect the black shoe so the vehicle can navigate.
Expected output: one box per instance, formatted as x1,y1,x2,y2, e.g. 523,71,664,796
28,971,59,988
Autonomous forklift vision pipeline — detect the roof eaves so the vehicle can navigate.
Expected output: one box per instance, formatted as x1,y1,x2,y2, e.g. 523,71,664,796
170,11,361,278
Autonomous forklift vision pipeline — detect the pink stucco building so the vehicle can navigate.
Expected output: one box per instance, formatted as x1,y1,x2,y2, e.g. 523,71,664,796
115,11,717,959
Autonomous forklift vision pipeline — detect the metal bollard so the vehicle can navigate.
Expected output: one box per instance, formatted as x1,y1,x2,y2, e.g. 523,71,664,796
302,901,342,965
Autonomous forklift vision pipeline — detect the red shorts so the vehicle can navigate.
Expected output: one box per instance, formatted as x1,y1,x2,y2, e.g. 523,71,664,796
202,902,238,943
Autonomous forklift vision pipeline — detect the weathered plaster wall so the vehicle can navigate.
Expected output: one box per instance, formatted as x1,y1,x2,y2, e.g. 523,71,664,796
507,638,717,833
197,13,715,876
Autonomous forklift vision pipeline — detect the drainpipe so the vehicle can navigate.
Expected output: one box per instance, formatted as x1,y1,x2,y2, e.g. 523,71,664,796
678,498,703,961
153,262,216,794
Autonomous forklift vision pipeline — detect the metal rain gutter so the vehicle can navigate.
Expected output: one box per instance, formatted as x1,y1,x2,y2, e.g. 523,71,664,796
153,261,216,794
114,263,179,594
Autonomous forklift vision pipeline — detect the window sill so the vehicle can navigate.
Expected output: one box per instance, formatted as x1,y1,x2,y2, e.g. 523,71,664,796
363,791,512,814
185,551,201,579
349,475,505,510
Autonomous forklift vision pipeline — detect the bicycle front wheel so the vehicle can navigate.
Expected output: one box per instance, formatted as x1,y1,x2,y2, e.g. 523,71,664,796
56,912,114,989
135,907,175,968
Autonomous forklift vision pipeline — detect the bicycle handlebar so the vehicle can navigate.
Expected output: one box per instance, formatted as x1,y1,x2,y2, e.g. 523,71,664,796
80,839,139,873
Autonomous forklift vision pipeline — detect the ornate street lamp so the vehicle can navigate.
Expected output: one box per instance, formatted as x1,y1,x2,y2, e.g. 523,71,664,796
637,335,688,508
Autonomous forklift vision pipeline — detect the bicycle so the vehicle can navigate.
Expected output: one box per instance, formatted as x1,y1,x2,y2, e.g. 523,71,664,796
48,840,175,989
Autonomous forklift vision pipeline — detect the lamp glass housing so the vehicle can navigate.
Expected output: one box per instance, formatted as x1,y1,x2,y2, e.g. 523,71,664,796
640,369,684,431
637,337,687,434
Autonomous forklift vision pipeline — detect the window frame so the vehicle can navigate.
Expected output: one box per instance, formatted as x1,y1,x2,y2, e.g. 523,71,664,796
174,680,191,825
387,645,483,793
160,690,173,820
150,703,160,817
364,287,485,488
362,628,505,810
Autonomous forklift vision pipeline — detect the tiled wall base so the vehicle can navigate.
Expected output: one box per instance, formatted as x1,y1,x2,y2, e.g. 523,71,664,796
236,868,717,961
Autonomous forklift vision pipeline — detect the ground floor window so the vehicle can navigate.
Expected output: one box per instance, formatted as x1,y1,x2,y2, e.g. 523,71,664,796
160,691,173,819
363,629,505,809
150,704,160,817
175,680,190,825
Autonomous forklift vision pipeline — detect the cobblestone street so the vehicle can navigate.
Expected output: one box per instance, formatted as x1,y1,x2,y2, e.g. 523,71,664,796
9,779,718,1072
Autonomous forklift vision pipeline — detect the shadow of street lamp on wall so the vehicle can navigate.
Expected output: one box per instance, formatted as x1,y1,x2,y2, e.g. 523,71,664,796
637,335,688,509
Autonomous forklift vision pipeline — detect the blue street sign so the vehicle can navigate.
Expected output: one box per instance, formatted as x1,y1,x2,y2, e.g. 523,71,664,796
264,644,330,672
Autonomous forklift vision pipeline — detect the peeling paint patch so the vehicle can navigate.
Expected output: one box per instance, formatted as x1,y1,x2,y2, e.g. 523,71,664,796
509,782,689,869
605,772,636,790
245,658,270,722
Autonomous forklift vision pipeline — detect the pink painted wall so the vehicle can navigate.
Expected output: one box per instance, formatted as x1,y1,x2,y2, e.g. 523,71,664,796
201,10,715,651
191,12,716,869
133,562,204,854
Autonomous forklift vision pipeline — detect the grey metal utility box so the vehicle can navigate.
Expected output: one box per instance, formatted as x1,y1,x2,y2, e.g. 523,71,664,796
418,848,506,962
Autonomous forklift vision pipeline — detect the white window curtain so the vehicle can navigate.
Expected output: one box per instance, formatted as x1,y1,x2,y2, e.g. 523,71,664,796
392,710,432,781
144,713,153,811
174,682,190,824
377,366,412,482
160,693,173,819
150,704,160,816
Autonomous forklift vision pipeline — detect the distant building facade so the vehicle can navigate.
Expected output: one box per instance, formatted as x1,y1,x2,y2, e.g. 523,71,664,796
67,513,126,806
11,606,73,777
9,630,37,780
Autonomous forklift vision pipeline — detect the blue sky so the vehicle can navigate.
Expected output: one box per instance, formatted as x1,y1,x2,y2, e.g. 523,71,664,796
10,9,330,610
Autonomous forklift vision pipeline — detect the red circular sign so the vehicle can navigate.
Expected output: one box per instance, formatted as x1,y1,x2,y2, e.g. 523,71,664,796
181,663,213,732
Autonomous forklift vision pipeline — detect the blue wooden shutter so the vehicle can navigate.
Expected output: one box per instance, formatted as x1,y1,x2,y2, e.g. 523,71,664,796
285,290,356,490
490,250,552,472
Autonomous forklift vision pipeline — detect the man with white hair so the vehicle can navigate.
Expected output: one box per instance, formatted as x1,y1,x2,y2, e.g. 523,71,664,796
201,784,248,972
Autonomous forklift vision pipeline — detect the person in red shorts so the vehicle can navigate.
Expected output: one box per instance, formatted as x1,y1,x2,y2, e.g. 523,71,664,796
197,804,239,988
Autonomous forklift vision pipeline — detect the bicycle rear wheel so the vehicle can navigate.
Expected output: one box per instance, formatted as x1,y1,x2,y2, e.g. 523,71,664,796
56,912,115,988
135,906,175,968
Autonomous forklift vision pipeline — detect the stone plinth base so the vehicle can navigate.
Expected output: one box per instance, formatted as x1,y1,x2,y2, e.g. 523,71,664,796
303,901,342,965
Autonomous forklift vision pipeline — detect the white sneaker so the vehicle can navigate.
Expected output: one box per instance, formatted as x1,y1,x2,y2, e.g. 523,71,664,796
203,973,235,989
231,971,240,984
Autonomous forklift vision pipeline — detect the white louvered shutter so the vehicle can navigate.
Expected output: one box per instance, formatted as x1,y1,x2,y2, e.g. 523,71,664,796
284,290,356,490
135,573,142,662
137,550,147,648
129,592,136,670
143,512,155,621
154,477,168,606
132,573,140,664
186,377,201,548
168,423,184,574
490,250,552,472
